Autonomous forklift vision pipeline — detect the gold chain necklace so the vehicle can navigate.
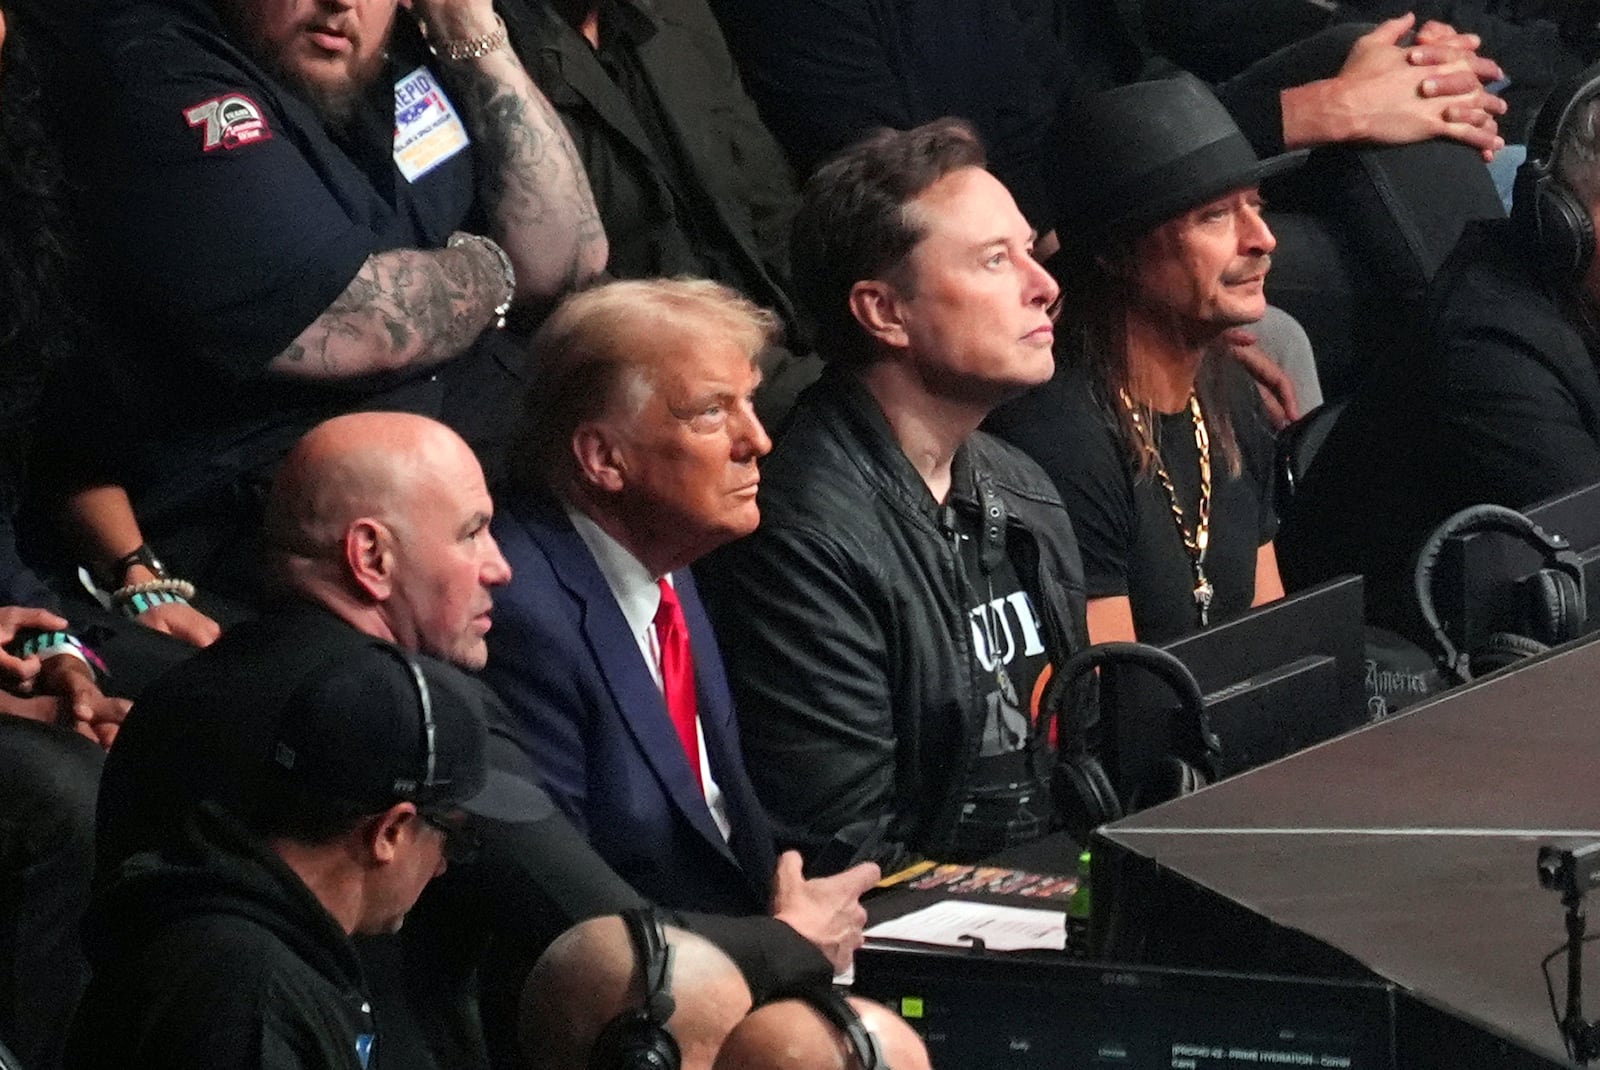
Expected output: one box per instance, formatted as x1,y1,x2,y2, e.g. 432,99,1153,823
1119,388,1214,626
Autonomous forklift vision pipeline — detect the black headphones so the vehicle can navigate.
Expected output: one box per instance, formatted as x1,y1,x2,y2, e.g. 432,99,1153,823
770,987,890,1070
1039,642,1215,843
1413,504,1586,684
389,648,450,800
590,909,680,1070
1512,61,1600,287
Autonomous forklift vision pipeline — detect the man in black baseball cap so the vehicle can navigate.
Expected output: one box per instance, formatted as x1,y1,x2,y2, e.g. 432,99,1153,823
67,632,550,1070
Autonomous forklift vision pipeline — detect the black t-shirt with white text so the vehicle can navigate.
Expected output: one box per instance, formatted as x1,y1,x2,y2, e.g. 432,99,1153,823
948,506,1052,856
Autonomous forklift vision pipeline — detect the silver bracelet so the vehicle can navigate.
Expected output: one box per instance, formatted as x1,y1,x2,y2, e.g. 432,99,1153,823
448,231,516,328
422,14,509,62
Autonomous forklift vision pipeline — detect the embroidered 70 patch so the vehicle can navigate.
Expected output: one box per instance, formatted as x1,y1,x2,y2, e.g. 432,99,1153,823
184,93,273,151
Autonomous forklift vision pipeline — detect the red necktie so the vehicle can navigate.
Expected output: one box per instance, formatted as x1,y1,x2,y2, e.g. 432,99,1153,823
654,578,702,787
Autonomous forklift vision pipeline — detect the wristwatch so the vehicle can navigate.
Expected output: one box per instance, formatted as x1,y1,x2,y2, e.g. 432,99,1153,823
111,543,168,584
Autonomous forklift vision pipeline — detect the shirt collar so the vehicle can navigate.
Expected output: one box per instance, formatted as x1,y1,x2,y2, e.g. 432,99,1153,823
566,506,664,640
598,0,659,50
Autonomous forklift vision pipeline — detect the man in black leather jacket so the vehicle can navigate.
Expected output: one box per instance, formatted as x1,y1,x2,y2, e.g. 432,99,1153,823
699,119,1091,874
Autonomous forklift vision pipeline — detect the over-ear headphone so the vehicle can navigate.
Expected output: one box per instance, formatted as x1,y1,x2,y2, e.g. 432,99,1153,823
1413,503,1586,684
1038,642,1215,842
1512,61,1600,287
590,909,680,1070
770,987,890,1070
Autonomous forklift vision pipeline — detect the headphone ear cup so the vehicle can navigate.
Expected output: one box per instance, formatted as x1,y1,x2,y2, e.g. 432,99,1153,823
1052,755,1123,844
589,1015,681,1070
1527,567,1585,644
1533,182,1597,285
1413,503,1582,682
1174,757,1208,795
1129,756,1208,811
1513,61,1600,286
588,911,681,1070
1471,631,1551,678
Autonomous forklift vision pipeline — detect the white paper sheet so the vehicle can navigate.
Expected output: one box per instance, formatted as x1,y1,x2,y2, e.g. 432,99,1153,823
863,899,1067,952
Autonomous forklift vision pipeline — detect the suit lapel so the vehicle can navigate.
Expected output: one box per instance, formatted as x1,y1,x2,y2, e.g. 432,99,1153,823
521,500,737,862
533,12,682,200
678,570,779,893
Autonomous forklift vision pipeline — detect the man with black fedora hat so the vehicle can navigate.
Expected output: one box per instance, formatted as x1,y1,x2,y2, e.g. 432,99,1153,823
67,629,548,1070
990,74,1297,644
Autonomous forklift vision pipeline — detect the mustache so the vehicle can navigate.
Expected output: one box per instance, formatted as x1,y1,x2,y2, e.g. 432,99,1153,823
303,17,358,40
1221,256,1272,285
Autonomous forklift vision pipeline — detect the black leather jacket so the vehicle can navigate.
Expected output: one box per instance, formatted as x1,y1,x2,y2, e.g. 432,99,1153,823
699,371,1090,872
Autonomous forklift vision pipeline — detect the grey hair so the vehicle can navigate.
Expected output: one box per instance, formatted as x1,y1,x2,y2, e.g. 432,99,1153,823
1555,95,1600,208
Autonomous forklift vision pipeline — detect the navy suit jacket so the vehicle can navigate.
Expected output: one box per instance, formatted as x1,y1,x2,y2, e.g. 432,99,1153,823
483,493,778,915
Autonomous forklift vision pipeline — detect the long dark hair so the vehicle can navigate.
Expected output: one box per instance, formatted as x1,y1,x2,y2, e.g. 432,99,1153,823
1055,245,1243,480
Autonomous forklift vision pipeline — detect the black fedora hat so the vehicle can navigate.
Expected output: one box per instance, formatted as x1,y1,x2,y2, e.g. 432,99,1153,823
1061,73,1306,248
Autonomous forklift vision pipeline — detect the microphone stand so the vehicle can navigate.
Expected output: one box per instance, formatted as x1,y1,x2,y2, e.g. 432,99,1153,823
1560,887,1600,1064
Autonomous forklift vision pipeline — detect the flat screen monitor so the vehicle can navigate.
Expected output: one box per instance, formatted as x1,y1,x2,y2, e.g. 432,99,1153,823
851,945,1398,1069
1437,480,1600,654
1100,575,1367,804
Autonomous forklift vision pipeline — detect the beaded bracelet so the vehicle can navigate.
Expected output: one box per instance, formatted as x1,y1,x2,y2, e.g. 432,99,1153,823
422,14,509,62
111,577,197,619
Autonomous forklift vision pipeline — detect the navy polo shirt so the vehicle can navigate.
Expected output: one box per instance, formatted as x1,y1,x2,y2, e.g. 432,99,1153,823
69,0,524,527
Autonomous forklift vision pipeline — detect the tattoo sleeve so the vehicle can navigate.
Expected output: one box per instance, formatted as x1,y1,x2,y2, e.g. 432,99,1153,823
266,241,504,380
430,43,608,300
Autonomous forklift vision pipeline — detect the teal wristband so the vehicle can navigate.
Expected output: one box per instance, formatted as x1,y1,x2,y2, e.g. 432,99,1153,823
19,631,74,658
9,630,105,678
122,589,191,619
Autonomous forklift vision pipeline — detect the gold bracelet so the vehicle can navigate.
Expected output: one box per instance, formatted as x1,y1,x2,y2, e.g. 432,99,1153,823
423,14,509,62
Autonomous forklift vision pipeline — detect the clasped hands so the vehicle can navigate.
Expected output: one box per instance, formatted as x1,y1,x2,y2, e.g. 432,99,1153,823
0,606,129,748
1290,13,1509,162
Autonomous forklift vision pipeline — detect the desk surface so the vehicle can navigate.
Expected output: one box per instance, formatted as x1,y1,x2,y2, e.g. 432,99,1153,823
1101,637,1600,1066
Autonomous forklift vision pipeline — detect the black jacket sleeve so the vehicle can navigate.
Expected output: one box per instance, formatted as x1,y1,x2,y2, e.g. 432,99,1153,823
472,811,831,1000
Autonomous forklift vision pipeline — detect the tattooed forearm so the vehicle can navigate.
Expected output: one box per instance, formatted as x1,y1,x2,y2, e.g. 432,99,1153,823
266,243,503,380
429,42,607,298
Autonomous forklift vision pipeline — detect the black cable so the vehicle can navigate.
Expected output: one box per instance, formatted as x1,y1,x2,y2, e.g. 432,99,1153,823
1542,933,1600,1061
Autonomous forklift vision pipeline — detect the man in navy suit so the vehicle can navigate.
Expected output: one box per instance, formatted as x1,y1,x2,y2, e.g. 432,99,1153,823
485,277,879,919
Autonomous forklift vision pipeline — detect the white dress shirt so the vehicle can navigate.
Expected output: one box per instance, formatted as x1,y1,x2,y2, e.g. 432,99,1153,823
567,508,732,841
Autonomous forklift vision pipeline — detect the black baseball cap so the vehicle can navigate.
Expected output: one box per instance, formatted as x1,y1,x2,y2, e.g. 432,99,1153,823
267,640,551,822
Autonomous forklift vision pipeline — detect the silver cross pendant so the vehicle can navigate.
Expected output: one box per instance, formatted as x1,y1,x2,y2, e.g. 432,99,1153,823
1193,577,1214,627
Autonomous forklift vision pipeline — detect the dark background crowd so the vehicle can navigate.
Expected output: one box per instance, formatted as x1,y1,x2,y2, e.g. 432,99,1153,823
3,0,1600,1067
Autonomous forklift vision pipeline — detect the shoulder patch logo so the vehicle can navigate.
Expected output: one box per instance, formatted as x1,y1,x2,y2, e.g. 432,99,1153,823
184,93,273,151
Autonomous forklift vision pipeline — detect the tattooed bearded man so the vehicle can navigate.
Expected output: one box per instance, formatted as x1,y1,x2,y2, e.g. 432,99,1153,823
55,0,607,600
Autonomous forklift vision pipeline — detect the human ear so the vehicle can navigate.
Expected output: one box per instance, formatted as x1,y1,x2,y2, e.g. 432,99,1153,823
848,279,911,351
345,518,396,600
366,804,418,867
572,423,628,494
